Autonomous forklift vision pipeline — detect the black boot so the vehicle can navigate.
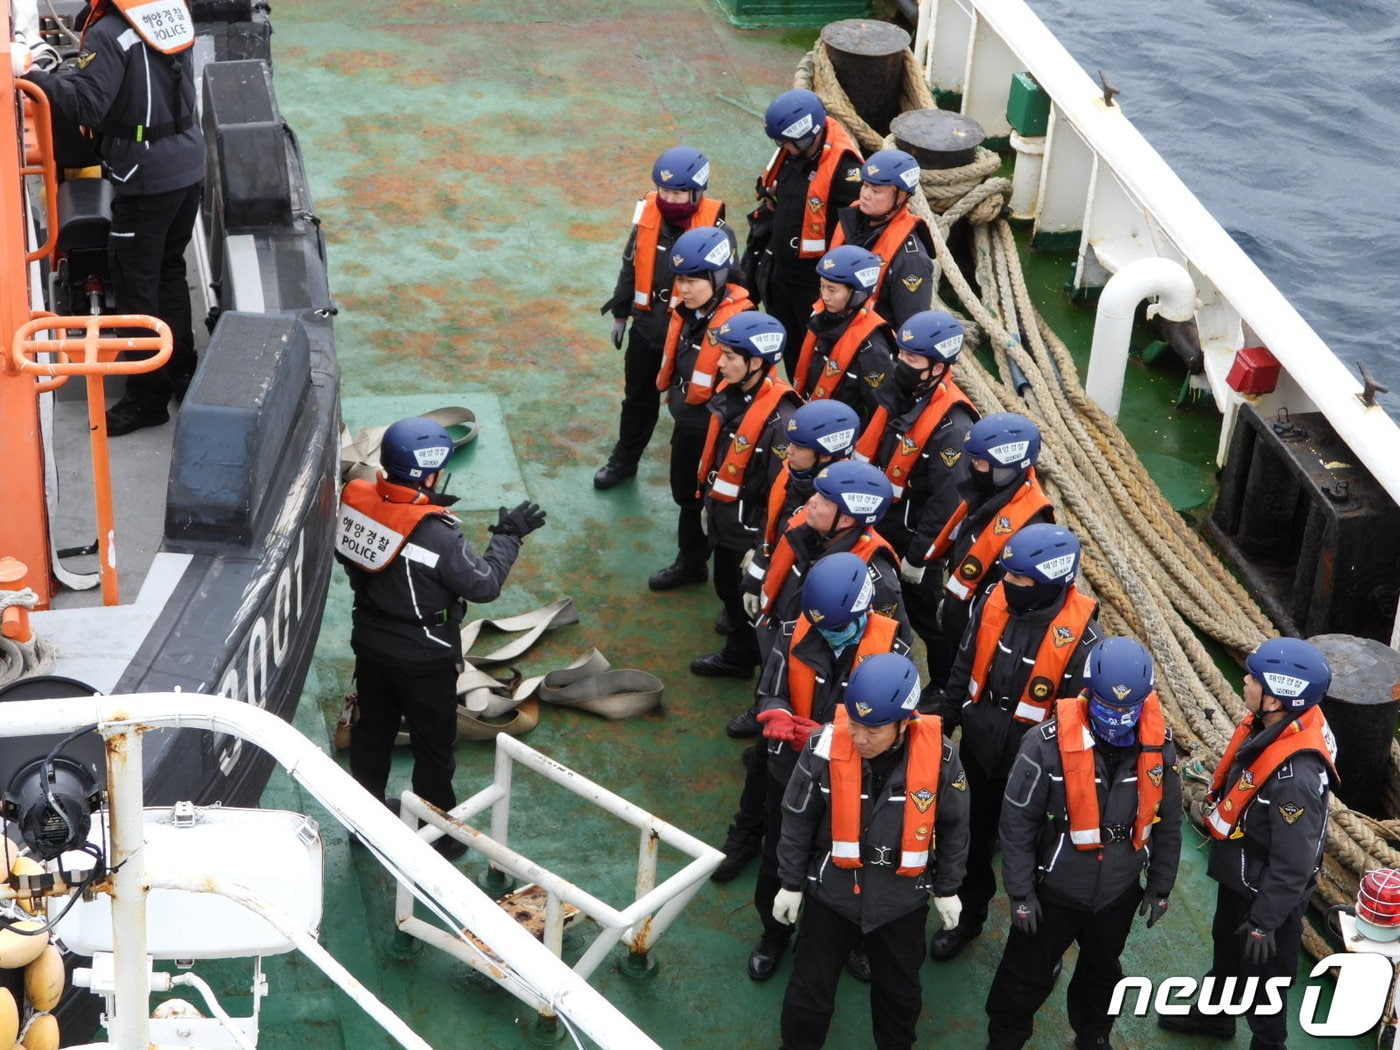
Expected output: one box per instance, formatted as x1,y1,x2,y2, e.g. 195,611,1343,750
710,825,762,882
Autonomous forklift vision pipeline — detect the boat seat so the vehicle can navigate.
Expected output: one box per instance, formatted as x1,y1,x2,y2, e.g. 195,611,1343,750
55,177,114,254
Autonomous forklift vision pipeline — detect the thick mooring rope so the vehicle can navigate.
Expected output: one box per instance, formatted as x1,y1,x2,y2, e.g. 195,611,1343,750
796,42,1400,956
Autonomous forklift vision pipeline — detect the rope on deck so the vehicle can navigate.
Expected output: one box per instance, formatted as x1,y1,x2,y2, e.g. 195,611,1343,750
796,42,1400,959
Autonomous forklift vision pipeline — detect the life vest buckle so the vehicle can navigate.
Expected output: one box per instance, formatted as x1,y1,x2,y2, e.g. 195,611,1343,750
1100,823,1132,844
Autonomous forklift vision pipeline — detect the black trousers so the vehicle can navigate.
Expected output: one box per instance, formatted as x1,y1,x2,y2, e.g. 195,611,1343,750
349,653,459,812
956,752,1006,922
1207,884,1307,1050
669,425,710,569
609,322,665,466
902,566,957,687
110,182,201,403
779,896,928,1050
714,544,759,665
762,269,818,381
753,764,788,941
985,890,1139,1048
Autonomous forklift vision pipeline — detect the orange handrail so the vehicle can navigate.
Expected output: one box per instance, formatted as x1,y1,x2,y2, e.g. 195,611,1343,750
14,79,57,265
11,313,172,606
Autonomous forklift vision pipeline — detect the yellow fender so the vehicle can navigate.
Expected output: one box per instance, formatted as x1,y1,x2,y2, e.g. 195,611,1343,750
0,988,16,1047
23,946,63,1012
0,924,48,970
20,1012,57,1050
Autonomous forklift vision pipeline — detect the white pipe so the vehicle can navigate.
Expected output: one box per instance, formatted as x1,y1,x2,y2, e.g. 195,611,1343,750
105,723,151,1050
1085,257,1197,419
0,695,663,1050
1008,130,1046,221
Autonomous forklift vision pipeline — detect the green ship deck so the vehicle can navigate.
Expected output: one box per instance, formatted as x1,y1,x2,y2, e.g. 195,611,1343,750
212,2,1366,1047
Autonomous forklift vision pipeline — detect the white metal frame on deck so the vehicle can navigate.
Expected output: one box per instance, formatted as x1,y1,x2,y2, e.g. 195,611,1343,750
395,734,722,1006
0,694,668,1050
914,0,1400,511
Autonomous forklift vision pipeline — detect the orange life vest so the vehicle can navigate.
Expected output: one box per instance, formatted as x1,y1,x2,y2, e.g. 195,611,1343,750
793,306,886,400
967,584,1098,724
1057,692,1167,851
926,471,1054,599
829,707,943,876
787,613,900,720
631,194,724,311
763,467,796,550
698,375,797,502
759,119,863,258
853,379,974,499
104,0,194,54
760,520,896,615
1203,705,1339,840
830,208,928,307
336,476,449,572
655,284,752,405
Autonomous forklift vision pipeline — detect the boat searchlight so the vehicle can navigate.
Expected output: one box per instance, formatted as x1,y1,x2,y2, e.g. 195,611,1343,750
3,753,102,860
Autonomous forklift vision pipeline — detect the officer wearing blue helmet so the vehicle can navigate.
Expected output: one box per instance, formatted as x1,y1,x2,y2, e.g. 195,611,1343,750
335,417,545,857
987,637,1181,1050
1161,637,1337,1049
792,244,898,423
763,399,863,548
745,89,863,376
691,311,801,680
773,652,969,1050
830,148,937,328
646,225,750,594
931,523,1100,960
596,146,728,491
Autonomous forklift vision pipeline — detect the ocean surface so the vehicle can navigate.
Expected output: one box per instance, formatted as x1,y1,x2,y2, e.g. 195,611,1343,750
1028,0,1400,417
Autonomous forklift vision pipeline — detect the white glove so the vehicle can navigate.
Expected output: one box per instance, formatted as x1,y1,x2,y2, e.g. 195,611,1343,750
900,556,926,585
934,895,962,929
739,547,755,576
10,42,32,76
742,590,761,621
28,40,59,71
773,888,803,926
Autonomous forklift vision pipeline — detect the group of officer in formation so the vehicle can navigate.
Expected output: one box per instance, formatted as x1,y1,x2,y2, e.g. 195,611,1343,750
334,88,1339,1050
589,89,1340,1050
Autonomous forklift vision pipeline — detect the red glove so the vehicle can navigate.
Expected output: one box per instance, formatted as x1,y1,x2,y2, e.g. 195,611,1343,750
757,709,822,748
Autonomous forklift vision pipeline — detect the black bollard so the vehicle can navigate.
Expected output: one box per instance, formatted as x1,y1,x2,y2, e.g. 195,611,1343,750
1312,633,1400,818
891,108,986,170
819,20,912,138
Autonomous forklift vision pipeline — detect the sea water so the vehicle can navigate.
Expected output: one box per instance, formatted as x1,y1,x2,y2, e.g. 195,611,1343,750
1030,0,1400,417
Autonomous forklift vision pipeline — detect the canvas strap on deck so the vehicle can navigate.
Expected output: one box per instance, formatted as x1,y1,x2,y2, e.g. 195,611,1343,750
339,406,478,483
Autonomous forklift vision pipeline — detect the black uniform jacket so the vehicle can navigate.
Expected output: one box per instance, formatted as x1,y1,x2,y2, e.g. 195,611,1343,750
701,377,800,551
1002,718,1182,911
1206,718,1333,932
834,204,937,328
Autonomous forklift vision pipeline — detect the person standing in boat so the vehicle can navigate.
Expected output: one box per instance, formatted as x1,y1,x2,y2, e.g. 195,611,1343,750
1158,638,1336,1050
689,311,800,681
595,146,726,491
986,637,1181,1050
647,225,750,594
929,523,1100,961
791,245,897,425
22,0,204,436
829,149,937,329
853,309,978,681
914,412,1054,687
744,89,862,378
334,417,545,858
773,652,968,1050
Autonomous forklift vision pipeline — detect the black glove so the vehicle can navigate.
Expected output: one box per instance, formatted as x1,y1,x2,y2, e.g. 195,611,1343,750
489,501,546,539
1138,894,1169,929
1010,895,1041,937
1237,922,1276,965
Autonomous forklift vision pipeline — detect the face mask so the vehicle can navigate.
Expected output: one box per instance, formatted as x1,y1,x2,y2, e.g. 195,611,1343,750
817,613,866,654
1088,696,1143,747
657,198,698,225
1003,579,1061,615
893,359,929,395
788,459,821,483
967,469,998,495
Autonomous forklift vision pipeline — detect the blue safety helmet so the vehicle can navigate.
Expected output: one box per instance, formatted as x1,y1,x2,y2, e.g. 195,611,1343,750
860,149,921,193
1246,637,1332,711
670,226,733,289
764,89,826,149
817,245,882,309
786,400,860,457
999,523,1080,586
896,310,965,365
714,311,786,365
380,417,454,486
1086,637,1155,708
844,652,921,727
802,552,874,630
965,412,1040,486
652,146,711,200
813,460,893,525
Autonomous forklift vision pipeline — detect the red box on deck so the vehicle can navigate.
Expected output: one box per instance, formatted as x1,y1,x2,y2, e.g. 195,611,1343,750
1227,346,1280,395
